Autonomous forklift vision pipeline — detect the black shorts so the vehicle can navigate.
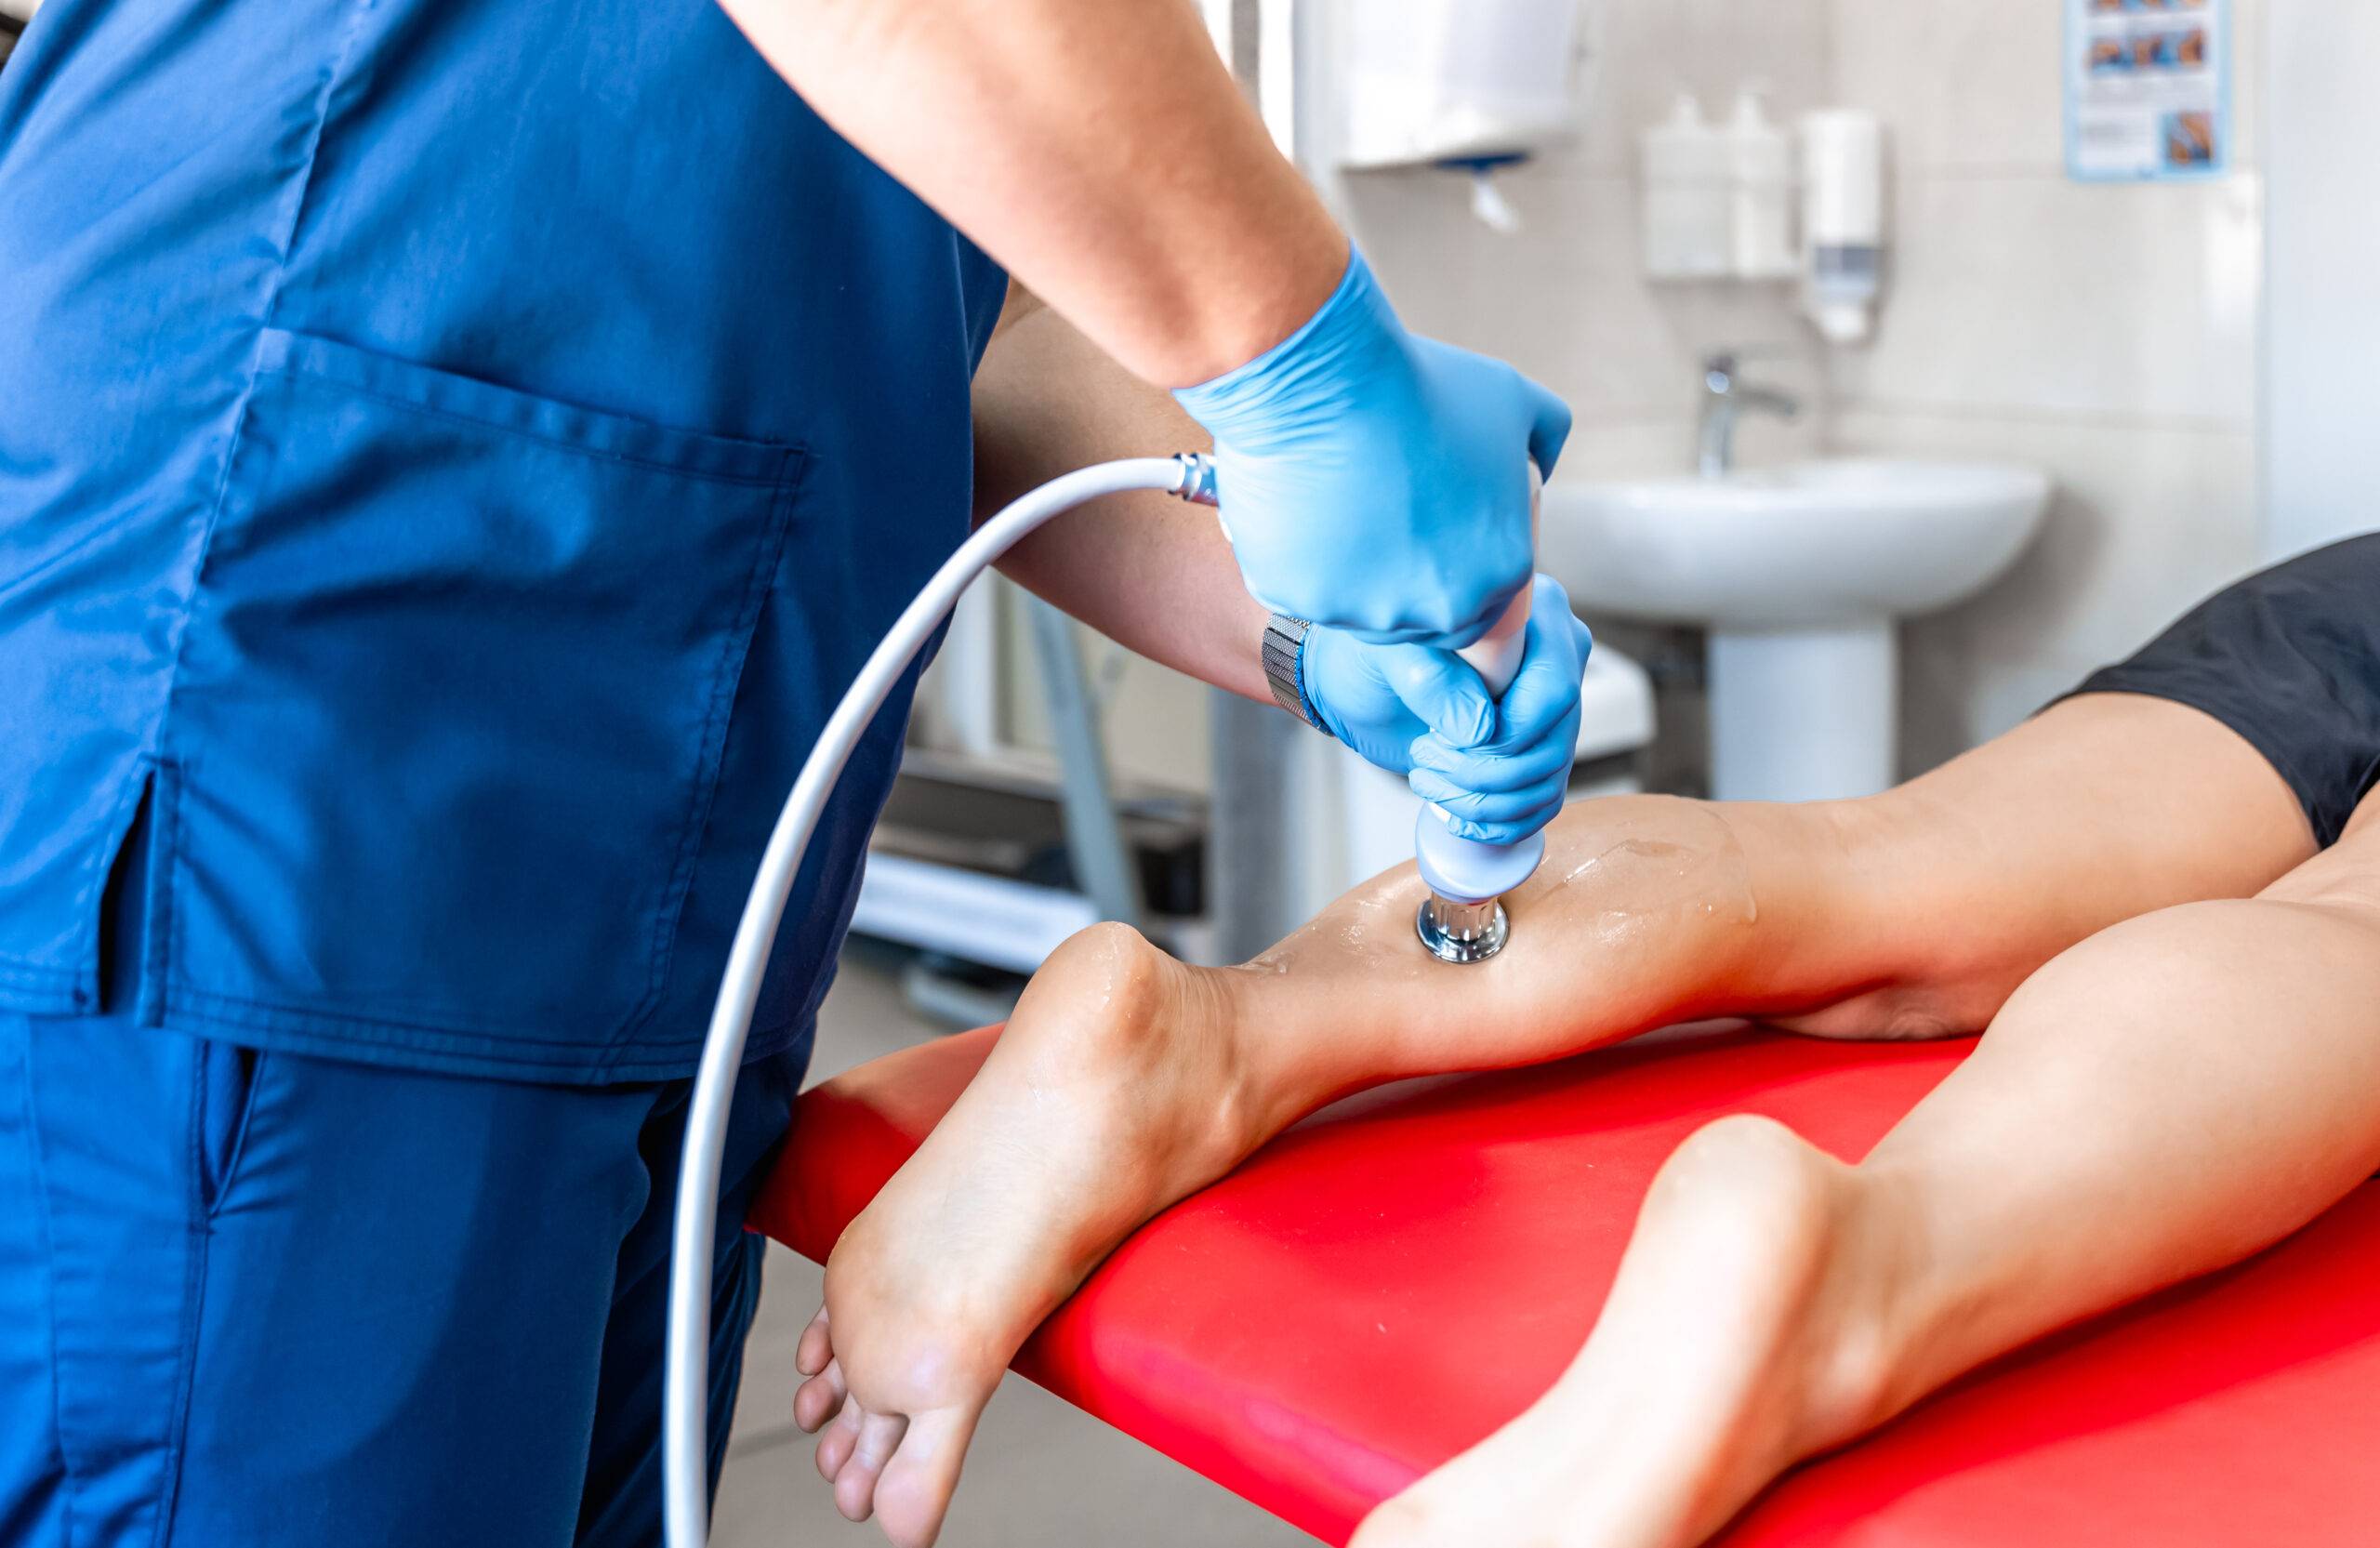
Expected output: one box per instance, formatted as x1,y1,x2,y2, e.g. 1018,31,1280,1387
2067,534,2380,847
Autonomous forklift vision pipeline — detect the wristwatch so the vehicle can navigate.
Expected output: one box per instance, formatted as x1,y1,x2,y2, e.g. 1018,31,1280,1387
1261,613,1323,730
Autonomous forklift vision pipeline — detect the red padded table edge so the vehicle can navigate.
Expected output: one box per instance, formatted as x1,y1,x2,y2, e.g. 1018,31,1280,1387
751,1025,2380,1545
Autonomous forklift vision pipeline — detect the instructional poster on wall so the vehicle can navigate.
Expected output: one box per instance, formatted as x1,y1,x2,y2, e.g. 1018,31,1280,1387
2067,0,2228,181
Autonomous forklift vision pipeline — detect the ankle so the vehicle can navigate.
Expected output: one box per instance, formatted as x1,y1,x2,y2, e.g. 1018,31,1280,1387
1795,1162,1937,1447
1659,1118,1915,1453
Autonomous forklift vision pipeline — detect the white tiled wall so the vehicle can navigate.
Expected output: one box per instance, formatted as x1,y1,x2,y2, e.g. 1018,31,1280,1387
1343,0,1834,484
2260,0,2380,562
1005,0,2270,791
1355,0,2269,777
1827,0,2268,772
1001,0,1841,796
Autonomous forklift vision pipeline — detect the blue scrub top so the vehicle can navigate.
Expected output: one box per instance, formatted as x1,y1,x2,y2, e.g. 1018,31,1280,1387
0,0,1008,1081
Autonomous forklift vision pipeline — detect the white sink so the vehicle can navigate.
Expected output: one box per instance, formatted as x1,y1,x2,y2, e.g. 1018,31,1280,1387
1541,459,2051,802
1544,459,2050,628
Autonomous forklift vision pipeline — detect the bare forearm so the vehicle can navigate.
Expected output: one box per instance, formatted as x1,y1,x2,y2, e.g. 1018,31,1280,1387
719,0,1346,387
976,286,1270,702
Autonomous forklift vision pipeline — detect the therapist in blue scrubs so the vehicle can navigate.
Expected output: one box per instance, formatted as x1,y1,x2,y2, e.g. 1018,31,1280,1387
0,1,1588,1543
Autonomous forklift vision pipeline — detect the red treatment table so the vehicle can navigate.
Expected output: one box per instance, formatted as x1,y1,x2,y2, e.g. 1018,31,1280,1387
749,1024,2380,1545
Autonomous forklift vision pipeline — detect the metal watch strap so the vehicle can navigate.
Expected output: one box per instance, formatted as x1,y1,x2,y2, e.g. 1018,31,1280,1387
1260,614,1323,729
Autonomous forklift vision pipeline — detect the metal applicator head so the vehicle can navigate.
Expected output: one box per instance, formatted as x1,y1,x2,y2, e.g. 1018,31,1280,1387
1415,893,1510,964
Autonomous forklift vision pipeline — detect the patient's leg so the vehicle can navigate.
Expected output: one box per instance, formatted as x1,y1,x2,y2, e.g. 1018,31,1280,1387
1355,795,2380,1548
796,695,2308,1546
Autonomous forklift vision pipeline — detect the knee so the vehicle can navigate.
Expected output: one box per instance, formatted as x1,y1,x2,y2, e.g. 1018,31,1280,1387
2259,821,2380,930
1771,791,2032,1039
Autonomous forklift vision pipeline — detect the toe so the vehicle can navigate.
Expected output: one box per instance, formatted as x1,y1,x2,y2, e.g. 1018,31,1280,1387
872,1404,983,1548
834,1408,910,1523
796,1308,832,1378
794,1357,848,1433
815,1397,864,1482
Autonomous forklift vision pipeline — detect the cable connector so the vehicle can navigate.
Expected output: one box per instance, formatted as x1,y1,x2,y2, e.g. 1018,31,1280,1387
1170,452,1219,507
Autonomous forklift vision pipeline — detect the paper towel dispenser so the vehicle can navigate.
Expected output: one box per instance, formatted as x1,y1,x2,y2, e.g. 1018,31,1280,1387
1335,0,1595,172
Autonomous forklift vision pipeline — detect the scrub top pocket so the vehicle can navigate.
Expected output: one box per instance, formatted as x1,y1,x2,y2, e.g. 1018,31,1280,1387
154,328,803,1065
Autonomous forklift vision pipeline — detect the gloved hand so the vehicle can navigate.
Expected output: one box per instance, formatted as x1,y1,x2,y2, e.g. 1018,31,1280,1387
1175,247,1571,648
1300,575,1593,847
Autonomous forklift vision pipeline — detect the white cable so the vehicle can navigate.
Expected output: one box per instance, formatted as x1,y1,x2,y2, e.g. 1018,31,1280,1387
664,456,1207,1548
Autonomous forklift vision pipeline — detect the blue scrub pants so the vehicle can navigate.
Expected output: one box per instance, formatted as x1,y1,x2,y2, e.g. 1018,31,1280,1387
0,996,805,1546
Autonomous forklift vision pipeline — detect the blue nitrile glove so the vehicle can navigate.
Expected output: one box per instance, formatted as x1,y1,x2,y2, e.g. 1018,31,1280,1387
1175,247,1571,648
1302,575,1593,847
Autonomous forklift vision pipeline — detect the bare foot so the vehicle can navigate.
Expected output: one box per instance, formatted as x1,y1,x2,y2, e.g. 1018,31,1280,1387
1352,1115,1907,1548
791,923,1259,1547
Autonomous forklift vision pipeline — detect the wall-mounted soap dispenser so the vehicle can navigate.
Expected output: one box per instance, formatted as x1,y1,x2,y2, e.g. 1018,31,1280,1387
1800,109,1884,343
1641,94,1730,278
1727,89,1796,280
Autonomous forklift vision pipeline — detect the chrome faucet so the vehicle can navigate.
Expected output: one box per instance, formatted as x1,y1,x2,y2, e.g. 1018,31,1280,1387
1698,351,1800,478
